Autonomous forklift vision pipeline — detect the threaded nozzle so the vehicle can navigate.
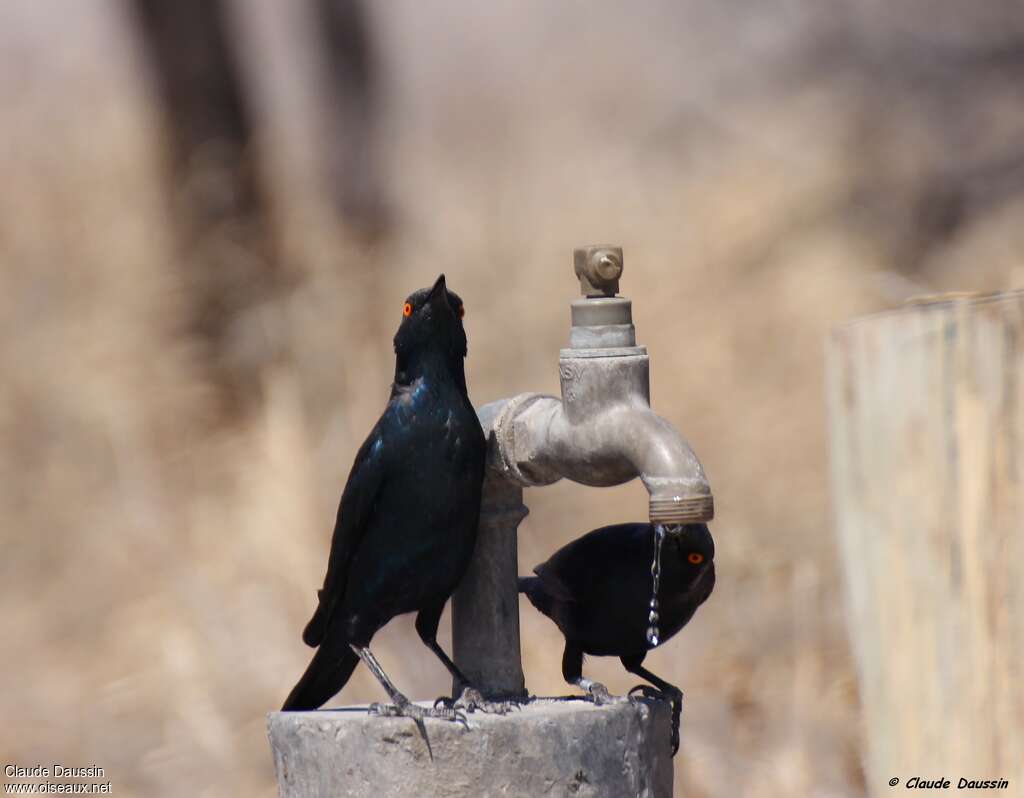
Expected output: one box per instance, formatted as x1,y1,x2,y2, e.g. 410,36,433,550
649,494,715,524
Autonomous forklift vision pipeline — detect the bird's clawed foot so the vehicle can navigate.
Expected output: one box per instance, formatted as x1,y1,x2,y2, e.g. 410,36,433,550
369,696,468,728
578,679,623,706
628,684,667,702
628,684,681,755
433,686,521,716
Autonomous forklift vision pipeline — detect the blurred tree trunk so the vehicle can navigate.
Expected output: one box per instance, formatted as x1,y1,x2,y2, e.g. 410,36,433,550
314,0,389,239
127,0,283,420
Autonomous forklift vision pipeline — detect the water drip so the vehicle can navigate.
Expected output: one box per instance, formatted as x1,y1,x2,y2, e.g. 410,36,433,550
646,525,665,646
646,523,685,646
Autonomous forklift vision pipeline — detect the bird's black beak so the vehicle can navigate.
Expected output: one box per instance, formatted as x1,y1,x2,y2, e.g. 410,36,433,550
428,273,447,300
427,273,453,314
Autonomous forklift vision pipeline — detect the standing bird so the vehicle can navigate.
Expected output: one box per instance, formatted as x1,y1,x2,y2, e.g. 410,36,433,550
519,522,715,753
283,274,488,723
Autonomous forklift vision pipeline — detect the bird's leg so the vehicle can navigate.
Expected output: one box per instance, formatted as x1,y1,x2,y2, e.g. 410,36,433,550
351,644,466,726
563,642,620,705
621,654,682,754
414,605,518,715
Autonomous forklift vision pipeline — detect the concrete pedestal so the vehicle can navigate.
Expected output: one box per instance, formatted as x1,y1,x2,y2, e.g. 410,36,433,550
267,698,673,798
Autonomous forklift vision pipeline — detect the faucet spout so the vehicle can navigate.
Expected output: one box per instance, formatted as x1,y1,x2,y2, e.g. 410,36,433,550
611,404,715,524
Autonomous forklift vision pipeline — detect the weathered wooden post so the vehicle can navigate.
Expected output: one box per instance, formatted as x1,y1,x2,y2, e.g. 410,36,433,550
828,292,1024,793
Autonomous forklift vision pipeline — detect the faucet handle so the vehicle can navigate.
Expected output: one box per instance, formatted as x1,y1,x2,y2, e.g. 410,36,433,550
574,246,623,297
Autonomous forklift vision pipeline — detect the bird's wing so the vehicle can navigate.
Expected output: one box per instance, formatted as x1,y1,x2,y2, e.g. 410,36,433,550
534,523,651,607
302,424,388,647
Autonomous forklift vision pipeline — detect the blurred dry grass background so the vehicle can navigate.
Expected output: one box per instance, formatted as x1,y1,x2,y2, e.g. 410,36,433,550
1,2,1023,796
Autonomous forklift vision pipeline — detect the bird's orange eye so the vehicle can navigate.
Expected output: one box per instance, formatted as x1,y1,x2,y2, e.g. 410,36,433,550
458,305,465,319
688,553,704,565
403,302,413,317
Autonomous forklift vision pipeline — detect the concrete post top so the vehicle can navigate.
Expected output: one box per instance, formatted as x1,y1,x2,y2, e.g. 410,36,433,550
268,697,673,798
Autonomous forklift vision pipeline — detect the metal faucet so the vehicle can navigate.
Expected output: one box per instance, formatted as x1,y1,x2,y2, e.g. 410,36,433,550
452,246,715,698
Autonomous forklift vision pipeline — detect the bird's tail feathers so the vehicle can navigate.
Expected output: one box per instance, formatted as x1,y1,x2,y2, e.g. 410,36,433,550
281,641,359,711
518,576,553,615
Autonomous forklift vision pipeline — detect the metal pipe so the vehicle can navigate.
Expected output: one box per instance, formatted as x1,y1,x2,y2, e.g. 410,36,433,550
451,414,529,698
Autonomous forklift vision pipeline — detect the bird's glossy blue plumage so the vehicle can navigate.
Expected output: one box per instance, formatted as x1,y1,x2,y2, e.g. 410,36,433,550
283,275,486,711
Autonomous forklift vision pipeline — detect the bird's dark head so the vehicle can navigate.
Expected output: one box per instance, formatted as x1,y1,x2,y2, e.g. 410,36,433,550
669,522,715,579
393,274,468,384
